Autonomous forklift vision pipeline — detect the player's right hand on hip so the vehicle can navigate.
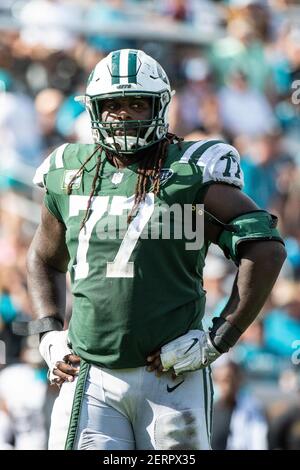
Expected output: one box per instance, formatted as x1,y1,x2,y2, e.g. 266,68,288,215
53,353,81,386
39,330,80,386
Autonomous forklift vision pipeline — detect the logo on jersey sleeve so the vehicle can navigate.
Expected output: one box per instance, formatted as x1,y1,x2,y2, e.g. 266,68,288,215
150,168,174,188
62,170,82,191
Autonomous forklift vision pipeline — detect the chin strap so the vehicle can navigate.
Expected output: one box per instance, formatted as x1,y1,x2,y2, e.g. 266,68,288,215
106,135,147,153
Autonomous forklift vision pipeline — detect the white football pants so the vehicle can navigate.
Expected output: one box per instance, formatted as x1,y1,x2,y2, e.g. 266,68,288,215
48,363,213,450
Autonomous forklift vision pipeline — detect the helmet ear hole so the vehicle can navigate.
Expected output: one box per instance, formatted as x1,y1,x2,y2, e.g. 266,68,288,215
93,99,102,120
153,96,160,119
92,129,100,143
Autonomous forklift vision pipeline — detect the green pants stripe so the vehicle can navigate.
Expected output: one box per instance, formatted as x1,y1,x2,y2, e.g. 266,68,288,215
208,366,214,442
202,368,209,441
65,361,90,450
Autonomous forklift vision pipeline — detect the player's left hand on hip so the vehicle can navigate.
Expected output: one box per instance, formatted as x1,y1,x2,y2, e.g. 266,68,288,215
146,350,166,377
160,329,222,376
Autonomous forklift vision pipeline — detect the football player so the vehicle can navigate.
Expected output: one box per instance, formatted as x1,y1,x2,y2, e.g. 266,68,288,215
15,49,286,449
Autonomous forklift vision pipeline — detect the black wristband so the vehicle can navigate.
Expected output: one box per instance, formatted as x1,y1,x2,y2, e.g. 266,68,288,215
12,316,64,336
209,316,243,354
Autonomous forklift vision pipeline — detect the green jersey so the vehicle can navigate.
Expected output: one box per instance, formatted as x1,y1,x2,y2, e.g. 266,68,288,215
34,139,243,368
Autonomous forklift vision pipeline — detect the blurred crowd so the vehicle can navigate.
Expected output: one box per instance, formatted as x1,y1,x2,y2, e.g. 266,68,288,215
0,0,300,450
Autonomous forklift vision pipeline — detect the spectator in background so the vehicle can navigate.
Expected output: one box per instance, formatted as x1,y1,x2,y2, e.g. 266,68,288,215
18,0,81,53
232,319,290,382
156,0,193,23
240,131,295,210
55,93,85,142
218,67,277,138
268,371,300,449
281,171,300,279
209,11,273,93
0,337,47,449
234,0,272,42
0,70,42,171
269,404,300,449
0,205,33,364
35,88,65,153
270,24,300,156
212,357,268,450
271,25,300,97
0,265,31,365
263,279,300,358
85,0,135,53
0,266,22,365
72,111,93,144
169,56,219,136
202,253,232,325
203,255,229,303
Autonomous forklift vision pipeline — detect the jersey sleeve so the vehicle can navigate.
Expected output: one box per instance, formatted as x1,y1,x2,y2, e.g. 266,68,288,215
43,192,64,223
33,143,69,222
197,142,244,189
32,154,51,188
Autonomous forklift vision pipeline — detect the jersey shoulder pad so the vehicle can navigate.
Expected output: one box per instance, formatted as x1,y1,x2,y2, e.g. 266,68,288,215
177,139,244,189
33,143,97,188
33,143,70,188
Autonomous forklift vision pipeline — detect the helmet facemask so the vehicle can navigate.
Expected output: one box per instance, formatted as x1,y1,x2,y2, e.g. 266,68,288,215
86,91,171,155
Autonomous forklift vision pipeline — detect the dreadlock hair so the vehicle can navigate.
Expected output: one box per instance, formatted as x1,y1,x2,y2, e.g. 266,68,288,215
66,144,103,231
66,133,184,231
127,132,183,223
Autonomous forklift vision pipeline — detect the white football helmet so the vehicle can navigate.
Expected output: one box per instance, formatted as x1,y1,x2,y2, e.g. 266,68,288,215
75,49,174,154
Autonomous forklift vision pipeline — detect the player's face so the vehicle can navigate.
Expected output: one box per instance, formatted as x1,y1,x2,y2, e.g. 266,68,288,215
100,97,152,136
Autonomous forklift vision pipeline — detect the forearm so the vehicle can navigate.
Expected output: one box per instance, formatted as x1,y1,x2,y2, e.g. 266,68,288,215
27,247,66,324
158,242,286,375
219,241,286,332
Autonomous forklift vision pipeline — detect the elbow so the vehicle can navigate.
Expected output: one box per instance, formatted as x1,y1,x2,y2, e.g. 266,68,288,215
262,242,287,279
274,242,287,266
26,245,35,274
26,244,42,275
266,241,287,268
239,240,287,268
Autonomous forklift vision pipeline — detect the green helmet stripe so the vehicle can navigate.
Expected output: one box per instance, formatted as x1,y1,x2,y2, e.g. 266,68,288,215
111,51,121,85
128,50,137,83
87,69,95,85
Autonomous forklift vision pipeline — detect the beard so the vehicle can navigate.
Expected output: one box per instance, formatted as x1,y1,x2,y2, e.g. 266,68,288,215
104,119,151,138
115,128,137,137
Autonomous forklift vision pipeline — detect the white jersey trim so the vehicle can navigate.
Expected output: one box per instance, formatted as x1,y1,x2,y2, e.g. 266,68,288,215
32,155,51,187
32,143,69,188
196,142,244,189
55,143,69,168
178,140,211,163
